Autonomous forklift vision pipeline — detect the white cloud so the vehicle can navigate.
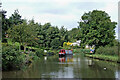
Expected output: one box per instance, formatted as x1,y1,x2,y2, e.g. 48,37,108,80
1,0,119,31
99,2,118,22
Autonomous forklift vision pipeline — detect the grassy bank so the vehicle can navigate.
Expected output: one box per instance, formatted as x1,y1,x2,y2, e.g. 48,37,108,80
85,54,119,62
67,48,119,63
77,45,120,63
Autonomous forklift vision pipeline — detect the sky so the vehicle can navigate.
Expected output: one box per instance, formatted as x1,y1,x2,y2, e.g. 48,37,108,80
1,0,119,39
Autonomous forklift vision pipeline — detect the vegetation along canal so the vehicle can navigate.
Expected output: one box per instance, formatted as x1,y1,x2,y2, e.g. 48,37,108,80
2,53,120,78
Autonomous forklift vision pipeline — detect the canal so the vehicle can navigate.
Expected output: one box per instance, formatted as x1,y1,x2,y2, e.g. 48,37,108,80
2,53,120,79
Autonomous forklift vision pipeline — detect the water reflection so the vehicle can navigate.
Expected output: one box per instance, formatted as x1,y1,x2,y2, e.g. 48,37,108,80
59,57,65,62
44,56,47,61
2,54,120,79
59,55,73,62
87,59,94,66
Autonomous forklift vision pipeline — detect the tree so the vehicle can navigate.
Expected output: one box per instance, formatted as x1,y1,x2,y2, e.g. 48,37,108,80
78,10,117,49
36,23,51,47
45,26,60,48
68,28,80,42
59,26,69,46
7,20,37,52
1,10,10,42
50,38,61,49
9,9,24,26
24,20,38,51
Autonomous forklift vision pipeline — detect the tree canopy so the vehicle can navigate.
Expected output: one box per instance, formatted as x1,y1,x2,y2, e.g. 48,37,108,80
9,9,24,26
78,10,117,48
7,20,37,51
2,9,118,50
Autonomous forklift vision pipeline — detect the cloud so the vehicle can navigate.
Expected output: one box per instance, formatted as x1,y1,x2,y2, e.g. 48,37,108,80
71,2,106,10
30,13,79,30
99,2,118,22
1,0,119,31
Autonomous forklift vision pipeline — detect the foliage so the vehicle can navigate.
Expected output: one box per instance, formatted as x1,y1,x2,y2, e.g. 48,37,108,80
50,38,61,49
85,54,118,62
1,10,10,42
68,28,81,42
59,26,69,44
78,10,117,48
80,49,91,53
95,46,118,56
35,49,44,57
73,48,81,53
36,23,70,48
2,45,25,70
72,45,80,49
8,9,24,25
2,9,24,42
7,20,37,51
28,51,39,60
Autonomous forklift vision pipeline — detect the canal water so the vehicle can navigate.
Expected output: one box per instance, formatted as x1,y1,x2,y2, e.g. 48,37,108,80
2,53,120,79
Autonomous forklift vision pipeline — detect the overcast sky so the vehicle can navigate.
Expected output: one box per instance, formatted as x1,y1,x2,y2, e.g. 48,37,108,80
1,0,119,39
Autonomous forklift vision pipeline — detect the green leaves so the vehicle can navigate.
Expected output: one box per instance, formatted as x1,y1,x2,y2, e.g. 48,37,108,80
9,9,24,25
7,20,38,52
50,38,61,49
78,10,117,48
2,45,24,70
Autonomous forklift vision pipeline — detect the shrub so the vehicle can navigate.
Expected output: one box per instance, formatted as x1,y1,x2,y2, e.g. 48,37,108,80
96,46,118,56
28,51,39,60
35,49,44,57
73,49,77,53
2,45,25,70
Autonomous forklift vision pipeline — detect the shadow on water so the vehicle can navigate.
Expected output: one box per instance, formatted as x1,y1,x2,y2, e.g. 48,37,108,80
2,53,120,79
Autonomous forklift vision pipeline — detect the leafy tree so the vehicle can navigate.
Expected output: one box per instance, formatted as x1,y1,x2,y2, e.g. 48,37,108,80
37,23,51,47
50,38,61,49
24,20,38,51
7,20,37,52
8,9,24,26
59,26,69,46
1,10,10,42
2,9,24,42
45,26,60,47
78,10,117,49
68,28,80,42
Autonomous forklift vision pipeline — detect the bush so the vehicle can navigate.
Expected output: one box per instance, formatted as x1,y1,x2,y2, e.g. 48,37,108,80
2,45,25,70
96,46,118,56
73,49,77,53
35,49,44,57
28,51,39,60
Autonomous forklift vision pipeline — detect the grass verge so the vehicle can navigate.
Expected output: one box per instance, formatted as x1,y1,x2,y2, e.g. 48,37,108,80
85,54,119,62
